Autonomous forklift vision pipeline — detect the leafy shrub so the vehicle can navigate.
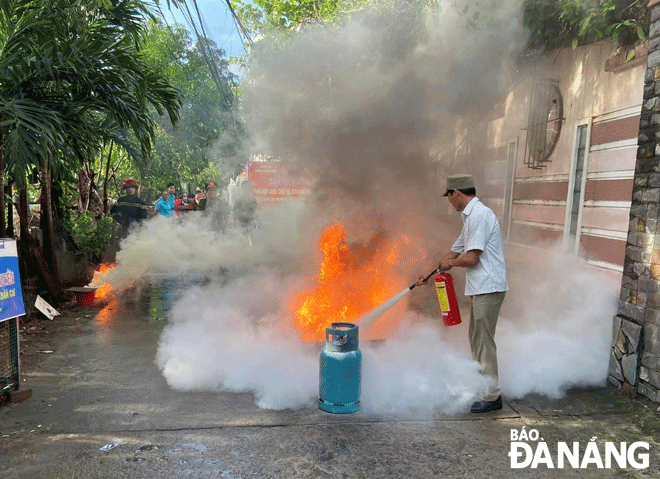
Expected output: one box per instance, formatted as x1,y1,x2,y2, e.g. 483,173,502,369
65,211,114,263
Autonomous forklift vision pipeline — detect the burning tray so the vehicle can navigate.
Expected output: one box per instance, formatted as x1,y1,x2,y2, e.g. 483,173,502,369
67,287,98,307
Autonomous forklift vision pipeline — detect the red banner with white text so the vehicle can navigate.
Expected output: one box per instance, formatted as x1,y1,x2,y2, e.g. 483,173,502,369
246,161,313,204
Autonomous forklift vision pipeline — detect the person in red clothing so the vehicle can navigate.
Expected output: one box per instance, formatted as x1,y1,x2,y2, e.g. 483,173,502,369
174,192,196,217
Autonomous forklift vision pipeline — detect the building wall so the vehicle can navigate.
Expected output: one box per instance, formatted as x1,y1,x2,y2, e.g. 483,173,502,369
484,40,645,283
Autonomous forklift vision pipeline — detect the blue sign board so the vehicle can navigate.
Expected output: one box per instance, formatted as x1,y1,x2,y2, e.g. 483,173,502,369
0,239,25,323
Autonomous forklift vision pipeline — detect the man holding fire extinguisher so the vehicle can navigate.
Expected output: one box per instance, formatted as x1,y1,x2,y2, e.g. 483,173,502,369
436,174,508,413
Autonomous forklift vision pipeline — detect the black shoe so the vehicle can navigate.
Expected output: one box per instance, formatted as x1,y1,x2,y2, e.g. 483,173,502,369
470,396,502,413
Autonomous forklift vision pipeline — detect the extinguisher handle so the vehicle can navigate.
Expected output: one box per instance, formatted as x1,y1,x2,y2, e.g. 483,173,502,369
409,268,440,290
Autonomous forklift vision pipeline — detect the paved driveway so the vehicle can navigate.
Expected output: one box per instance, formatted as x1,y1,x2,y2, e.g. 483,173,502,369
1,295,659,478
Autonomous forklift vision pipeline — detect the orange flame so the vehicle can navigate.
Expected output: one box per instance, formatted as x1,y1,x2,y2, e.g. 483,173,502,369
90,263,115,300
292,221,417,341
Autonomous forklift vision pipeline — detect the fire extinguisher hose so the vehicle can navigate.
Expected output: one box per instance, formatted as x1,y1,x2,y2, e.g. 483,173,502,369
408,268,440,290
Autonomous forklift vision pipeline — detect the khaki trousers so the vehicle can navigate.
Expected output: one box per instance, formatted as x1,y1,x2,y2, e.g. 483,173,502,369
469,291,506,402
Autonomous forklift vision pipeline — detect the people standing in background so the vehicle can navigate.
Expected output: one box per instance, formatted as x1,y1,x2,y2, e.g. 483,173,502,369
155,183,176,207
167,182,176,201
194,187,205,205
175,192,196,216
198,181,230,232
155,190,174,217
233,181,258,233
111,178,148,235
196,181,215,211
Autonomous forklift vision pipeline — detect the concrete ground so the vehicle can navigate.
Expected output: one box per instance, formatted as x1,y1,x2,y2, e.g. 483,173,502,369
1,292,659,479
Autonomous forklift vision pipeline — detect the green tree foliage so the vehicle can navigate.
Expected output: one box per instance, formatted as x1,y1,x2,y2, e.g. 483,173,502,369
523,0,648,50
139,20,243,195
0,0,182,186
233,0,340,34
0,0,182,203
232,0,648,51
0,0,182,296
65,211,114,263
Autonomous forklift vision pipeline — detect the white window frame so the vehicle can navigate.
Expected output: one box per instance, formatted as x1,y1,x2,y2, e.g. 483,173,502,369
485,139,517,241
502,138,517,241
563,119,592,254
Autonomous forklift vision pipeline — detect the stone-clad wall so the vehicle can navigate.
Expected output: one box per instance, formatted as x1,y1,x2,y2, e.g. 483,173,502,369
610,0,660,402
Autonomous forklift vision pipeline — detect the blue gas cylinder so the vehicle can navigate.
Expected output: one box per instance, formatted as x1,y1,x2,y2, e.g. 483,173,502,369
318,322,361,413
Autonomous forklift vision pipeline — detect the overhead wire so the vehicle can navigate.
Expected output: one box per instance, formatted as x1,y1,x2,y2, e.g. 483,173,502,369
171,0,240,127
155,0,256,133
222,0,253,46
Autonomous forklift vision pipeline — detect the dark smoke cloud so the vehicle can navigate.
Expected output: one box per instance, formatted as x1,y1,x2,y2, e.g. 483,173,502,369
243,0,527,231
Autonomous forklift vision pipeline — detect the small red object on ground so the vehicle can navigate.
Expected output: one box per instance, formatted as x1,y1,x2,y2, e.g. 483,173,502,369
67,287,97,307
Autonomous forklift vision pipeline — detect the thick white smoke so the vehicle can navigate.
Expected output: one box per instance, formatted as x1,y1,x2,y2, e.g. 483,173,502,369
360,318,491,414
496,244,618,399
154,272,491,414
154,274,320,409
153,242,616,414
104,203,309,287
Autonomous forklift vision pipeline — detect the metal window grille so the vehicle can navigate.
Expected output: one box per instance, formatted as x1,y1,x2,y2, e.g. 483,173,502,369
524,81,563,169
0,318,20,394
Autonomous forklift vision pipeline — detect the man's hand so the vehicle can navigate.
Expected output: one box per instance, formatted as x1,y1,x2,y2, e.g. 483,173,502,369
440,250,481,270
438,259,453,272
415,276,428,287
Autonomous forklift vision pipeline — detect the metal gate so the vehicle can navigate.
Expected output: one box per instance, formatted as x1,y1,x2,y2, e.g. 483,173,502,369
0,239,26,396
0,317,20,393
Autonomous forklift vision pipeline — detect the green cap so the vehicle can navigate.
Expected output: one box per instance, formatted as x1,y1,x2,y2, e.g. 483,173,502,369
443,174,475,196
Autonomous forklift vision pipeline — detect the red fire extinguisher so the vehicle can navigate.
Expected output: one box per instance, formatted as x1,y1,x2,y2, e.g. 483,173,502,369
435,272,461,326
